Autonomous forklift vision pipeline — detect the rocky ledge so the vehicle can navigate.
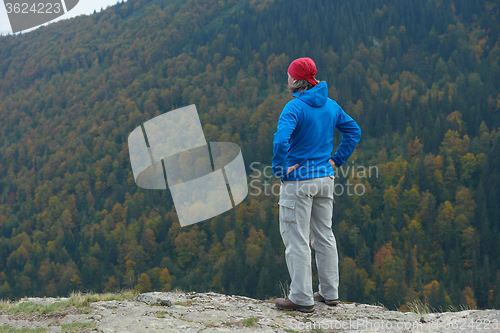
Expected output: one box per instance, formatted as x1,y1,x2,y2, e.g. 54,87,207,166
1,291,500,332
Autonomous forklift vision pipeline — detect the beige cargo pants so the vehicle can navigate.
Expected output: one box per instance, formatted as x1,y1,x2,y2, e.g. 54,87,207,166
279,176,339,306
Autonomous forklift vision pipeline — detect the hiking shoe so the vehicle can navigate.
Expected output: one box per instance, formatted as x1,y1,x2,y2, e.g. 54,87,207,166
275,297,315,313
314,292,339,306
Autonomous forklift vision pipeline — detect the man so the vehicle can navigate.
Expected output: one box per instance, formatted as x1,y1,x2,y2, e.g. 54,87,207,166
272,57,361,313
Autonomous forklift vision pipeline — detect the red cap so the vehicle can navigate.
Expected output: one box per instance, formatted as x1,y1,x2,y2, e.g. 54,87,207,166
288,57,318,86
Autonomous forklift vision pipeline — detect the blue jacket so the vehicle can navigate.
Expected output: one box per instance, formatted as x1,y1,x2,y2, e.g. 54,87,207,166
272,81,361,180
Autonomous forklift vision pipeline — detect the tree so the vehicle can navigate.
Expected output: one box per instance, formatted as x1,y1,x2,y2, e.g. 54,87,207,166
245,227,266,266
463,286,477,309
159,268,172,291
422,280,445,310
174,227,200,268
135,273,152,293
0,281,12,299
103,276,119,293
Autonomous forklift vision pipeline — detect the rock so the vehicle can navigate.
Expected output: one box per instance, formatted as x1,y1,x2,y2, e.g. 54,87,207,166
133,292,173,307
1,291,500,332
159,299,173,306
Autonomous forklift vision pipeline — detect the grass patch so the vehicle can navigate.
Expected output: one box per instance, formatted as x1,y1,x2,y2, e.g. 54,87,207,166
155,311,168,318
280,309,305,317
171,287,184,294
265,296,277,303
61,322,96,332
278,281,290,299
405,299,432,316
372,301,387,309
0,326,46,333
0,300,15,313
1,289,139,317
66,289,139,307
0,322,96,333
458,304,476,311
240,317,258,327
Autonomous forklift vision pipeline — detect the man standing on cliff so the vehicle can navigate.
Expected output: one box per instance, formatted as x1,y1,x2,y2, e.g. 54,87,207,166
272,57,361,313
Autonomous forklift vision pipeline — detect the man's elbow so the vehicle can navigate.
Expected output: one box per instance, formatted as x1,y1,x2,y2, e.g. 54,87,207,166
273,139,288,148
272,165,286,178
347,127,361,144
273,141,289,156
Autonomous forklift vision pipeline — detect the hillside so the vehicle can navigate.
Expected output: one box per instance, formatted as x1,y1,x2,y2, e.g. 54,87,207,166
0,0,499,311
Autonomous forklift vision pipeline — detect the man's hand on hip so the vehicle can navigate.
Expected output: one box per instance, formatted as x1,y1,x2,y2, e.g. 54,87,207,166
329,159,336,169
287,164,300,175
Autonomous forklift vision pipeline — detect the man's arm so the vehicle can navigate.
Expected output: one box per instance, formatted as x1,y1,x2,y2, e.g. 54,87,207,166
331,108,361,168
272,105,299,177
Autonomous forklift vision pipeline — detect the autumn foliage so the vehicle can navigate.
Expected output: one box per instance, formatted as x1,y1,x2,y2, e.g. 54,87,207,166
0,0,499,310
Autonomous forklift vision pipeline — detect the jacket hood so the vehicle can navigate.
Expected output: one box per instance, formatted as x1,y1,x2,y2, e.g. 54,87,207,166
293,81,328,107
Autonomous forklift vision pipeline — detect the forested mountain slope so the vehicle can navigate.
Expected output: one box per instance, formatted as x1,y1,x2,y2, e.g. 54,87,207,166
0,0,499,311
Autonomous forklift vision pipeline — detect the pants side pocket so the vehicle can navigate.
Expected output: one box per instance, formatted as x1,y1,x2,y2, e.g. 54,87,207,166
278,199,296,222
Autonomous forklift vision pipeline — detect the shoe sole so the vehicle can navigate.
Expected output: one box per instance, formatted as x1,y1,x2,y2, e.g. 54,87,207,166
314,296,339,306
276,303,315,313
